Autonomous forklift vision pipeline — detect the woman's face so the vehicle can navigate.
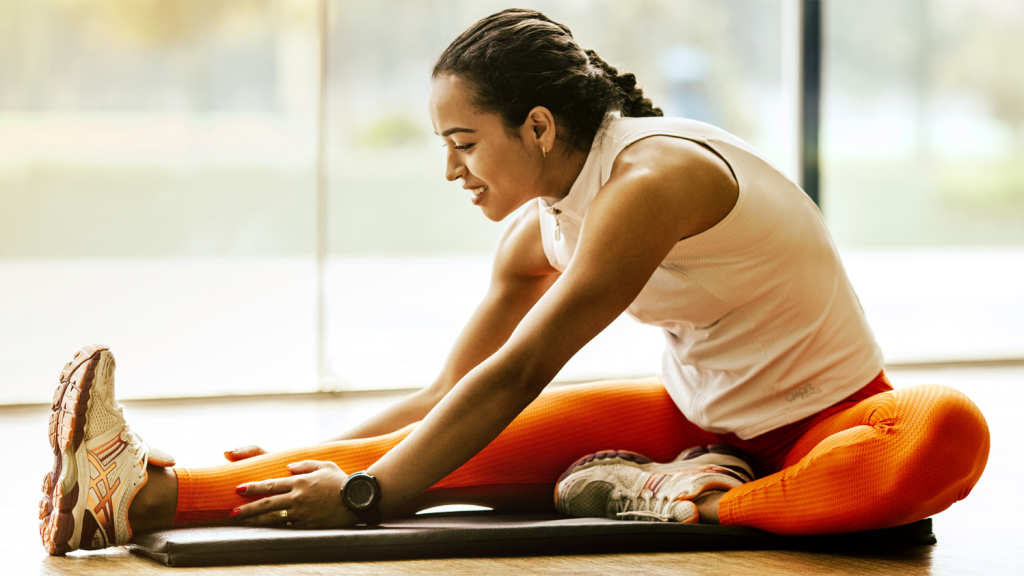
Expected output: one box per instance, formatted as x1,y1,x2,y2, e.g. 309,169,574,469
428,75,544,222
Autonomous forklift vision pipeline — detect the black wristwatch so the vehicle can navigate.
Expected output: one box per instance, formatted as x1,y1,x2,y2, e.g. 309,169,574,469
341,471,383,527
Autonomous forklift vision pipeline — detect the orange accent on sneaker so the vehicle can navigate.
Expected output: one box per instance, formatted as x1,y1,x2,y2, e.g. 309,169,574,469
87,444,123,543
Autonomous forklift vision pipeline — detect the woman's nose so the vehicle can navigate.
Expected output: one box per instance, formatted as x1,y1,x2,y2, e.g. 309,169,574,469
445,150,465,182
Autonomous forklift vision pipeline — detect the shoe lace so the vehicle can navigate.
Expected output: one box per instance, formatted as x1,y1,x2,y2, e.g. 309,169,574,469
118,405,148,478
612,484,677,522
617,510,672,521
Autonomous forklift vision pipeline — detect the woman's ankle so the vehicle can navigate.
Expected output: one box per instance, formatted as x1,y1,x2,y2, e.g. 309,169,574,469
694,490,725,524
128,465,179,532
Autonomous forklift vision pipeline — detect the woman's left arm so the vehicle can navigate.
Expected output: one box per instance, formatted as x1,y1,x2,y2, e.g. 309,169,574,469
234,137,738,528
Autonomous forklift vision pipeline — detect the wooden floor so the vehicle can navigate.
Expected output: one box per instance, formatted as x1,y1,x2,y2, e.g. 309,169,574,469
3,365,1021,575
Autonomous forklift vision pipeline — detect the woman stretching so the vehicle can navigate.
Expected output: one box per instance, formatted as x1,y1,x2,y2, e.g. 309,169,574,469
40,9,988,555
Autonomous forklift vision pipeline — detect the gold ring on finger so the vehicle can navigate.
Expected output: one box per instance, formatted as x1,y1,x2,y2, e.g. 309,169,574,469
279,509,289,519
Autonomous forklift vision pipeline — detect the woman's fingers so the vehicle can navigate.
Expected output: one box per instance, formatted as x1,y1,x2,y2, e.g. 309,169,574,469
232,494,292,525
223,445,267,462
236,477,292,497
229,463,354,529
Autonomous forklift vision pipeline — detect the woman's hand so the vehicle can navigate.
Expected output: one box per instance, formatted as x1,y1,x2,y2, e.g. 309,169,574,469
232,461,359,529
223,445,267,462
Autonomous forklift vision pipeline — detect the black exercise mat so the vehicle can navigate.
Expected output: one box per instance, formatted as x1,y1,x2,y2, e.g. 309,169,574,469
127,511,936,567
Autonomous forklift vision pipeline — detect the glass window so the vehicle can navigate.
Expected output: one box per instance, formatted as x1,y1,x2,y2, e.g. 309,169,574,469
322,0,788,390
0,0,320,403
3,0,795,401
823,0,1024,364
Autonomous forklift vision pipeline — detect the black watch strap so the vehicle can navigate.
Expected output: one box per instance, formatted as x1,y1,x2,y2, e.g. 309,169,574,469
356,502,383,527
341,471,383,527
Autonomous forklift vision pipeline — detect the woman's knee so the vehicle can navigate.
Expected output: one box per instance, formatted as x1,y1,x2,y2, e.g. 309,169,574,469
892,384,989,500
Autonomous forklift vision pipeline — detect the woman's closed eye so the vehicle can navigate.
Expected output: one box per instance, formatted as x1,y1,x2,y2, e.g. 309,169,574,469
441,142,474,151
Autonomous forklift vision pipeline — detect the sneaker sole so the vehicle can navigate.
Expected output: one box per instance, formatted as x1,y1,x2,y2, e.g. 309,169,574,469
39,344,108,556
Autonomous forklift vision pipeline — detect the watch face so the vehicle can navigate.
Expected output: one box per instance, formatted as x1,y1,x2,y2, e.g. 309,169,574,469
347,477,376,509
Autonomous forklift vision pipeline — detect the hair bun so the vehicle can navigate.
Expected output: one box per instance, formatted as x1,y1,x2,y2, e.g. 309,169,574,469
614,72,638,94
584,50,661,119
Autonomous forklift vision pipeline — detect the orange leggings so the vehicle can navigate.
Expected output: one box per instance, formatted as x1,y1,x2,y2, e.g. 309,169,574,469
173,373,989,535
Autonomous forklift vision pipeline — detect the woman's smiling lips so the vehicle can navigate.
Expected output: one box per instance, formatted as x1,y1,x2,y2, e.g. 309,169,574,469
464,184,489,204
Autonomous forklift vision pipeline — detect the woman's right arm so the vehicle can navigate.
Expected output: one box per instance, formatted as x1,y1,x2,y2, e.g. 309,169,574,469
325,202,559,442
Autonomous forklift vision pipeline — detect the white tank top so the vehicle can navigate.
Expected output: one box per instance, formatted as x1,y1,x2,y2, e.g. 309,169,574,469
538,115,883,439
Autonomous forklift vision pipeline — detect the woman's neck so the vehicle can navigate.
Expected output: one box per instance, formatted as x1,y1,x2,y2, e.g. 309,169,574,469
547,145,590,201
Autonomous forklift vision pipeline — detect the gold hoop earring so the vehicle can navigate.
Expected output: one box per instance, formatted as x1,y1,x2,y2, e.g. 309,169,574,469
541,147,547,158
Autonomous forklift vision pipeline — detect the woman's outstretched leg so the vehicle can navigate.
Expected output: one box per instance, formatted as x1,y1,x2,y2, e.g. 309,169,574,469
719,384,990,535
43,346,718,553
170,377,719,525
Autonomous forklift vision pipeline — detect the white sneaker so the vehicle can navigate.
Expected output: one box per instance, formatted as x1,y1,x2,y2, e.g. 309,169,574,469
555,446,754,523
39,345,174,555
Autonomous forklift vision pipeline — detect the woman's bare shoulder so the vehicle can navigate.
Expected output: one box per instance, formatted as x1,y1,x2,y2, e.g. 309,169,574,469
606,135,739,240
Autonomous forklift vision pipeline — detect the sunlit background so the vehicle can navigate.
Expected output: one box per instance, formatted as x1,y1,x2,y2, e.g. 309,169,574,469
1,0,1022,403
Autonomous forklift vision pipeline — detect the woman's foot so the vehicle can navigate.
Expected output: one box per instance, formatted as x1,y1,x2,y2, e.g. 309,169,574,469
554,445,754,524
39,345,174,555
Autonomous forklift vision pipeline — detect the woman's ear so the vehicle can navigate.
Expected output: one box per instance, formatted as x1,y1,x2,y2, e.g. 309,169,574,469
523,106,557,154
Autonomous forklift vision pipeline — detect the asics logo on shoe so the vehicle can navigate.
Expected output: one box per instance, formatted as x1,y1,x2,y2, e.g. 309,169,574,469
87,431,131,544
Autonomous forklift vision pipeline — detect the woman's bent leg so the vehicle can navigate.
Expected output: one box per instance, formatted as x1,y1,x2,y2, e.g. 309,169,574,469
719,384,990,535
173,377,717,525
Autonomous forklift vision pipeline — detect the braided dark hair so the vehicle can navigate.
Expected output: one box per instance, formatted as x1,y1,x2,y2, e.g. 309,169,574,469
433,9,662,152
